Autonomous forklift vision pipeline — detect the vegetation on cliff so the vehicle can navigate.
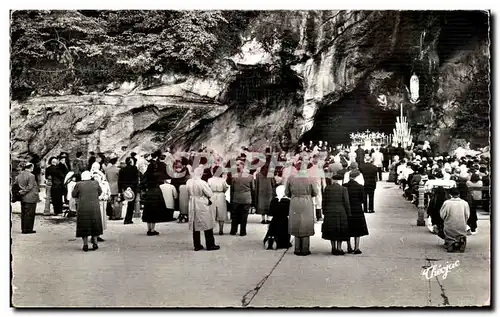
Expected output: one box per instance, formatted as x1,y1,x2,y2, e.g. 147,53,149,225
10,10,257,100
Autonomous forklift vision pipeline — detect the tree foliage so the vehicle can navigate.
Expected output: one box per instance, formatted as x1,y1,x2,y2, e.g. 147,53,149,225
10,10,256,100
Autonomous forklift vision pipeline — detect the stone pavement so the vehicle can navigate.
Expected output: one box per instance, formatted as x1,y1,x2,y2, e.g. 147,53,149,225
11,175,490,307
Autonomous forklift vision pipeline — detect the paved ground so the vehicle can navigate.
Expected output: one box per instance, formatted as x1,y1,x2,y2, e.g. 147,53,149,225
11,175,490,307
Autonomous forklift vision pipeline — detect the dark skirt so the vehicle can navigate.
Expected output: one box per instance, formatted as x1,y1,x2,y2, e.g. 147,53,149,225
322,212,350,241
142,187,175,223
348,205,369,237
76,205,103,237
266,216,291,248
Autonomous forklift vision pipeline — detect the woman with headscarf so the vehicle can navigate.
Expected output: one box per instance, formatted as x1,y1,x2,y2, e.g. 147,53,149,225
207,166,229,235
322,174,351,255
285,162,319,256
264,185,291,249
72,171,103,252
187,167,219,251
45,156,65,215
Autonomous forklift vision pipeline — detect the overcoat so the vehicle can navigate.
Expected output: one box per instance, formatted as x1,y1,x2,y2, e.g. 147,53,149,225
179,184,189,215
72,180,103,237
343,180,369,237
440,197,470,247
208,176,229,221
285,174,318,237
321,182,351,241
187,178,215,232
141,160,172,223
105,165,120,195
254,172,275,215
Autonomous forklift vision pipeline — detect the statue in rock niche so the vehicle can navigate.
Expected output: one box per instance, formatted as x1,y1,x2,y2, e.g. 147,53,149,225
408,73,420,104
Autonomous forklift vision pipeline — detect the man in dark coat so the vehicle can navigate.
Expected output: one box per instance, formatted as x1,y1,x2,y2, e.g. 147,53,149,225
119,157,139,225
355,145,365,165
72,152,86,178
359,157,378,213
230,164,254,236
15,163,39,234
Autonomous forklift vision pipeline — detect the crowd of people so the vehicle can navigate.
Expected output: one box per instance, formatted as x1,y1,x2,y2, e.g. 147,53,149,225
12,138,489,255
387,146,490,252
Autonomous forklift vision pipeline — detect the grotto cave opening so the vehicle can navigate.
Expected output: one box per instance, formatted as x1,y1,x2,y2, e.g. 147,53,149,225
300,87,399,147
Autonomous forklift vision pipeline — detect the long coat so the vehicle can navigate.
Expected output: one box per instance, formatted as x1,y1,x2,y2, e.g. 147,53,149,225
179,184,189,215
187,178,215,232
141,160,172,223
285,175,318,237
440,197,470,247
72,180,103,237
343,180,369,237
208,177,229,221
105,165,120,195
321,182,351,241
254,172,275,215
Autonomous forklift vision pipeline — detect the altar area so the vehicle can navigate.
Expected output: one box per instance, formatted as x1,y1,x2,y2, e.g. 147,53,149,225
349,130,388,151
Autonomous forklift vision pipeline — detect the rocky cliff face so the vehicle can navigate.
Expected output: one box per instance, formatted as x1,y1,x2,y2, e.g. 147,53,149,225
10,10,490,163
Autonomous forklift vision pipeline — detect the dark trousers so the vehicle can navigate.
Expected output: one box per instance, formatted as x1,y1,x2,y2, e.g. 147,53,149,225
51,186,63,215
316,209,322,220
294,237,310,253
377,167,383,181
193,229,215,248
124,191,136,223
364,188,375,212
230,203,250,235
20,202,36,233
468,200,479,231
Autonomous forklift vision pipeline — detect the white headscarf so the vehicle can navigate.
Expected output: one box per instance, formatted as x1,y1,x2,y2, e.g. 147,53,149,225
81,171,92,181
193,167,204,179
276,185,285,200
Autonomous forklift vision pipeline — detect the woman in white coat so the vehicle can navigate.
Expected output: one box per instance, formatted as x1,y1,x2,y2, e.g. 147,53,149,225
187,167,220,251
208,166,229,235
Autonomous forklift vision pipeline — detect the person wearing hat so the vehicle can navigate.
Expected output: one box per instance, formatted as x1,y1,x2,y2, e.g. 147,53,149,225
322,173,351,255
343,162,365,186
141,150,172,236
72,171,103,252
343,169,369,253
14,162,39,234
440,187,469,252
